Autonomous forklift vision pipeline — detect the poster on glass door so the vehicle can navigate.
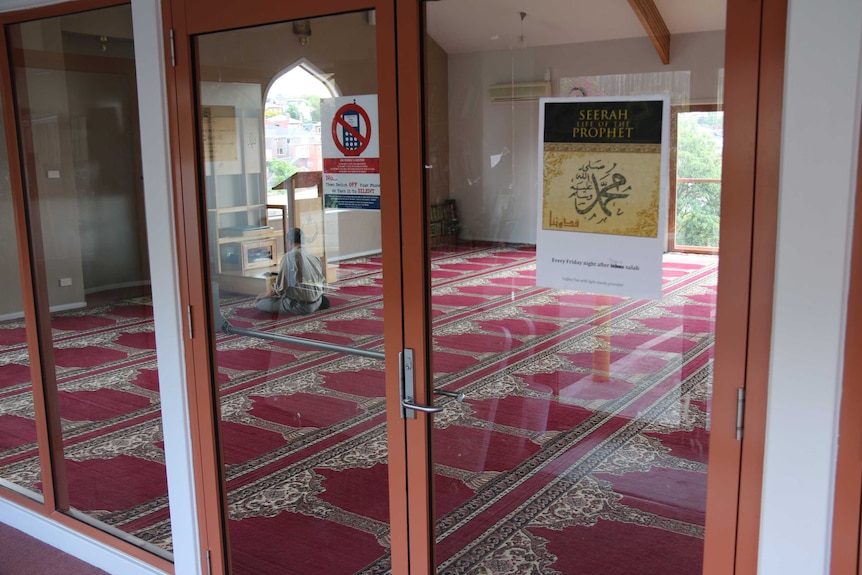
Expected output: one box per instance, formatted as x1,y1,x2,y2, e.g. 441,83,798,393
320,95,381,210
535,96,670,300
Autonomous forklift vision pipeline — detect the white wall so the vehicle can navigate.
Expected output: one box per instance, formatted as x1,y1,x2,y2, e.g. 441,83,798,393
759,0,862,573
447,31,725,244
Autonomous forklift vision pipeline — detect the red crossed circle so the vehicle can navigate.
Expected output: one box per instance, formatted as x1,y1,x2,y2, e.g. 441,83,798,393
331,103,371,157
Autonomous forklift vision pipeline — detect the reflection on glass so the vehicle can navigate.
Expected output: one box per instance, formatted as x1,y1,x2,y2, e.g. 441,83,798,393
425,5,721,573
198,13,390,573
0,94,41,501
9,5,171,557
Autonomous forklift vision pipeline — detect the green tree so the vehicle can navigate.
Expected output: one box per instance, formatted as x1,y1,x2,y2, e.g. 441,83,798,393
285,103,302,120
302,95,321,122
675,112,723,247
266,158,299,193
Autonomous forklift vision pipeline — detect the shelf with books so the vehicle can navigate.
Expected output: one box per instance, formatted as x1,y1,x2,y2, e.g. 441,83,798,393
430,199,459,245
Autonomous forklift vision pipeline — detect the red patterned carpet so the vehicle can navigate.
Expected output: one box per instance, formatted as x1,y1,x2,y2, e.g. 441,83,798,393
0,243,716,574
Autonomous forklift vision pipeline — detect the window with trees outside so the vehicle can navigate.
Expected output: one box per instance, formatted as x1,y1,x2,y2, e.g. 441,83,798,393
672,107,723,251
264,63,334,205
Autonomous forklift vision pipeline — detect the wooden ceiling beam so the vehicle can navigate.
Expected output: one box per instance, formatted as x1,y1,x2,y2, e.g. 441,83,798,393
628,0,671,64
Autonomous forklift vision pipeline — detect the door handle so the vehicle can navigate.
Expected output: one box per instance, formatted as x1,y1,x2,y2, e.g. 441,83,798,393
400,349,445,418
400,397,444,414
434,389,466,402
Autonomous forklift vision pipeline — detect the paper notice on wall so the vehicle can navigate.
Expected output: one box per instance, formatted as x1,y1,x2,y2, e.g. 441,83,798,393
536,96,670,300
320,95,381,210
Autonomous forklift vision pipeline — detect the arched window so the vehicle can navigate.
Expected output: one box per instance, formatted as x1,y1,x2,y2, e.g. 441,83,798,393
264,59,338,202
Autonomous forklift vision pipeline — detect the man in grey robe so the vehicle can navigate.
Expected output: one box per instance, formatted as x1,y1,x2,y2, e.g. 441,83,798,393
255,227,329,314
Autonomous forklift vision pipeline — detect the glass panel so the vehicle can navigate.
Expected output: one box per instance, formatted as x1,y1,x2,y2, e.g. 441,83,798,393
674,109,724,249
197,12,389,573
0,91,41,502
424,5,723,573
9,5,171,557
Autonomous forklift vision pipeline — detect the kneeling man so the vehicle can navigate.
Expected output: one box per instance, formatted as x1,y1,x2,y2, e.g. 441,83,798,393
255,227,329,315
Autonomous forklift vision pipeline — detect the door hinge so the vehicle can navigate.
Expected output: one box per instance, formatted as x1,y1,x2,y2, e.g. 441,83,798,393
169,28,176,67
736,387,745,440
187,305,193,339
206,549,212,575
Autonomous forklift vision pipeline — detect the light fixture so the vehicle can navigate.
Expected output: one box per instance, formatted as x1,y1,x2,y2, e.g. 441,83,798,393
293,20,312,45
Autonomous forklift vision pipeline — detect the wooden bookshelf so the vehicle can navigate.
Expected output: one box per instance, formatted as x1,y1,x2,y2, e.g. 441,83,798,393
430,199,459,245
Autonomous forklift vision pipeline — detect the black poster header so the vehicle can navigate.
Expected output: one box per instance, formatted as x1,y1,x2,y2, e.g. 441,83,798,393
543,100,664,145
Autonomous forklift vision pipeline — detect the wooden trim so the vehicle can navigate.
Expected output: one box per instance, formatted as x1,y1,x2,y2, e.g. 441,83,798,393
735,0,786,571
2,21,71,514
48,510,174,573
0,19,56,513
703,0,787,573
829,62,862,575
674,245,719,255
626,0,670,64
0,0,124,25
702,0,766,573
0,488,43,514
8,48,135,75
180,0,377,35
375,3,414,572
396,0,437,572
166,1,230,572
667,106,679,251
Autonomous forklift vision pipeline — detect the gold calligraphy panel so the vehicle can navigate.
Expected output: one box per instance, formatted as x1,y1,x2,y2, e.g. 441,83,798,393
542,143,660,238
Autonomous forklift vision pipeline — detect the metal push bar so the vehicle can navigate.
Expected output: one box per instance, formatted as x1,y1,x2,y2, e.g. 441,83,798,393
211,283,384,360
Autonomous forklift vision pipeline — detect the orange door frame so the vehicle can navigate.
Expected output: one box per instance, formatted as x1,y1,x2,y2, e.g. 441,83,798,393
703,0,786,573
829,87,862,575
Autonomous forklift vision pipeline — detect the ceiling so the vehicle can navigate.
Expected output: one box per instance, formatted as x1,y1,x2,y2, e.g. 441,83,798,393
425,0,726,55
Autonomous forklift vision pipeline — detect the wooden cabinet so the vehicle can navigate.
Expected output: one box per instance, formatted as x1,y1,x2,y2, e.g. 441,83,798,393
218,238,278,272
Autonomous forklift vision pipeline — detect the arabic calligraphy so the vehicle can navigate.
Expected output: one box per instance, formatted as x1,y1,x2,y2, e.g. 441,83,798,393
568,159,632,225
541,146,660,238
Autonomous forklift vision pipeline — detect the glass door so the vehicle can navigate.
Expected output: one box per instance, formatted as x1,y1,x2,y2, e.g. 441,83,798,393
414,2,746,574
172,1,422,573
173,0,760,572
